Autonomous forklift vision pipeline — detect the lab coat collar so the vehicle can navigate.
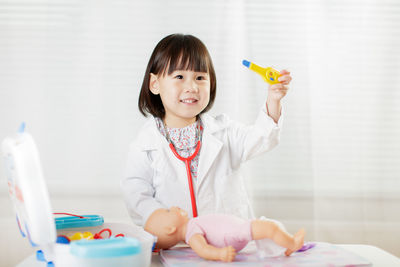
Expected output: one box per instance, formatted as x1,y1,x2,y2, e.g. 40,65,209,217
137,113,227,151
136,117,163,151
136,113,225,189
199,113,229,134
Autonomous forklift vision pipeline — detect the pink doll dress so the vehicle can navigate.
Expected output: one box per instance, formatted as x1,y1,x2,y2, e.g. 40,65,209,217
185,214,253,252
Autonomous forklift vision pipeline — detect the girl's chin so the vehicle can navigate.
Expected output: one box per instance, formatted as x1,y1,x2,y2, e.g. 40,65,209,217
178,111,202,120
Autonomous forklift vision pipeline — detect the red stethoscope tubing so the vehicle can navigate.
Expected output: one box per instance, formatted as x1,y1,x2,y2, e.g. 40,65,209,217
169,140,201,218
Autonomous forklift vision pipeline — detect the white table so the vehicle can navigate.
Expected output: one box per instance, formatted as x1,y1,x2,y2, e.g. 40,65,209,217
337,245,400,267
18,244,400,267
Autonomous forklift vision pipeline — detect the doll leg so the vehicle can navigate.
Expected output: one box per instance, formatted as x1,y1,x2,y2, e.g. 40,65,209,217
251,220,305,256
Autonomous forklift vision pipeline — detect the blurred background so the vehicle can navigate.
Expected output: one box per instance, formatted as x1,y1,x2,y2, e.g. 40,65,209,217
0,0,399,265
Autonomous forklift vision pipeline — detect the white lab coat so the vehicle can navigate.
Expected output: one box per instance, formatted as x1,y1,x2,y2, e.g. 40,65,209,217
121,106,283,226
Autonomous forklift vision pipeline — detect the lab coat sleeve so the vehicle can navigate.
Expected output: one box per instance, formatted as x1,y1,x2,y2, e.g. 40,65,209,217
121,142,165,226
229,105,284,164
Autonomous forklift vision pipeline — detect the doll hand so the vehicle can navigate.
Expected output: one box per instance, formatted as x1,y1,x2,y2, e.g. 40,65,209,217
219,246,236,262
268,70,291,101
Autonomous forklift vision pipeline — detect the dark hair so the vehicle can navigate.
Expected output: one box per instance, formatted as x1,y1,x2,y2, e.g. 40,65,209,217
138,34,217,118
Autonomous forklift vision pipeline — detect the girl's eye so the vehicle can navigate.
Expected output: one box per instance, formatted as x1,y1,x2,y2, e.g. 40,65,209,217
175,75,183,79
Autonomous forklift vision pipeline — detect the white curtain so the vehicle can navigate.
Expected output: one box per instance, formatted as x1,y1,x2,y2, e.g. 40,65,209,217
306,0,400,253
1,0,399,263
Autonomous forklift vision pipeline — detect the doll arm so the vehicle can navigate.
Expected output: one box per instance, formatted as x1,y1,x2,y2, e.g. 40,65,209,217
188,234,236,262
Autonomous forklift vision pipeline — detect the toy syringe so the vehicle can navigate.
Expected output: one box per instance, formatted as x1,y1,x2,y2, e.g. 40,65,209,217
242,60,281,85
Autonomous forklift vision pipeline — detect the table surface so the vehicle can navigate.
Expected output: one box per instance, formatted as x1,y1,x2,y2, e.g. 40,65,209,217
18,244,400,267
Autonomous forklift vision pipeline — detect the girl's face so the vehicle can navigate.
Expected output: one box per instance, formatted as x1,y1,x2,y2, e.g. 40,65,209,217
150,70,210,128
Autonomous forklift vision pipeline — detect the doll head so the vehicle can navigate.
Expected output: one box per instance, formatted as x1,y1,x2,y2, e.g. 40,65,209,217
138,33,217,119
144,206,190,249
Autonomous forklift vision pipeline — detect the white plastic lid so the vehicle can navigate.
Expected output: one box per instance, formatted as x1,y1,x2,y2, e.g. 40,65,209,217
2,124,56,246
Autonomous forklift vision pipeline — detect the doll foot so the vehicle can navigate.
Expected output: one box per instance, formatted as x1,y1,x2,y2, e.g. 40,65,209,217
285,228,305,256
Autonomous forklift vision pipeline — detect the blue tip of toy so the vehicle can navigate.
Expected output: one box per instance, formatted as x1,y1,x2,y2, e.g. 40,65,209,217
56,236,70,244
18,122,26,133
242,60,250,68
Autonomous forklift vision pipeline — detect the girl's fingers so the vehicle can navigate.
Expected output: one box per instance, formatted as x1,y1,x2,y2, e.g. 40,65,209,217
280,69,290,75
278,75,292,84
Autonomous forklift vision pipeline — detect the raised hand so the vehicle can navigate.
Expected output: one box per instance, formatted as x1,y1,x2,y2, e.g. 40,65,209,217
268,69,291,101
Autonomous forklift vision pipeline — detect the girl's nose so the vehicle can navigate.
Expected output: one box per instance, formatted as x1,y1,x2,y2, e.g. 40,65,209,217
185,79,199,92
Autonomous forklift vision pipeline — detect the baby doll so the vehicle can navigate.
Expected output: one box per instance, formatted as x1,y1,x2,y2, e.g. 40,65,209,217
145,207,305,262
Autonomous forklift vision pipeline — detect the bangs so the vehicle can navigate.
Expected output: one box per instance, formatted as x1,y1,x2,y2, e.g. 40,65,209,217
152,35,211,76
166,49,210,75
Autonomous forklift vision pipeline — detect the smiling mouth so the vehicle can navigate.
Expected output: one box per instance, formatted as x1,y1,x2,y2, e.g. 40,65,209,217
180,99,198,104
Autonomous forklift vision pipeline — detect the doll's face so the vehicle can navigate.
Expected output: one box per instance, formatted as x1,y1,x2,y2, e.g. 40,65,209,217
145,207,189,249
157,206,189,227
167,206,189,220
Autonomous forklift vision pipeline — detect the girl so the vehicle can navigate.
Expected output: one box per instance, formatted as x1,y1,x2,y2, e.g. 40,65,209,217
121,33,291,226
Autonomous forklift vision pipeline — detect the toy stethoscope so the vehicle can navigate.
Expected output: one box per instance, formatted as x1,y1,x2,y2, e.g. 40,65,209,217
163,120,202,218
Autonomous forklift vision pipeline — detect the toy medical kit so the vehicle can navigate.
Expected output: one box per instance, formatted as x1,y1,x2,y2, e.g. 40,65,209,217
69,232,94,241
2,123,155,267
242,59,281,85
69,237,141,261
54,213,103,229
56,235,70,244
94,229,111,239
93,228,125,239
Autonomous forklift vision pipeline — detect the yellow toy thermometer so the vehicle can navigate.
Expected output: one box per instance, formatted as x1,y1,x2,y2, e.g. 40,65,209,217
242,59,281,85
